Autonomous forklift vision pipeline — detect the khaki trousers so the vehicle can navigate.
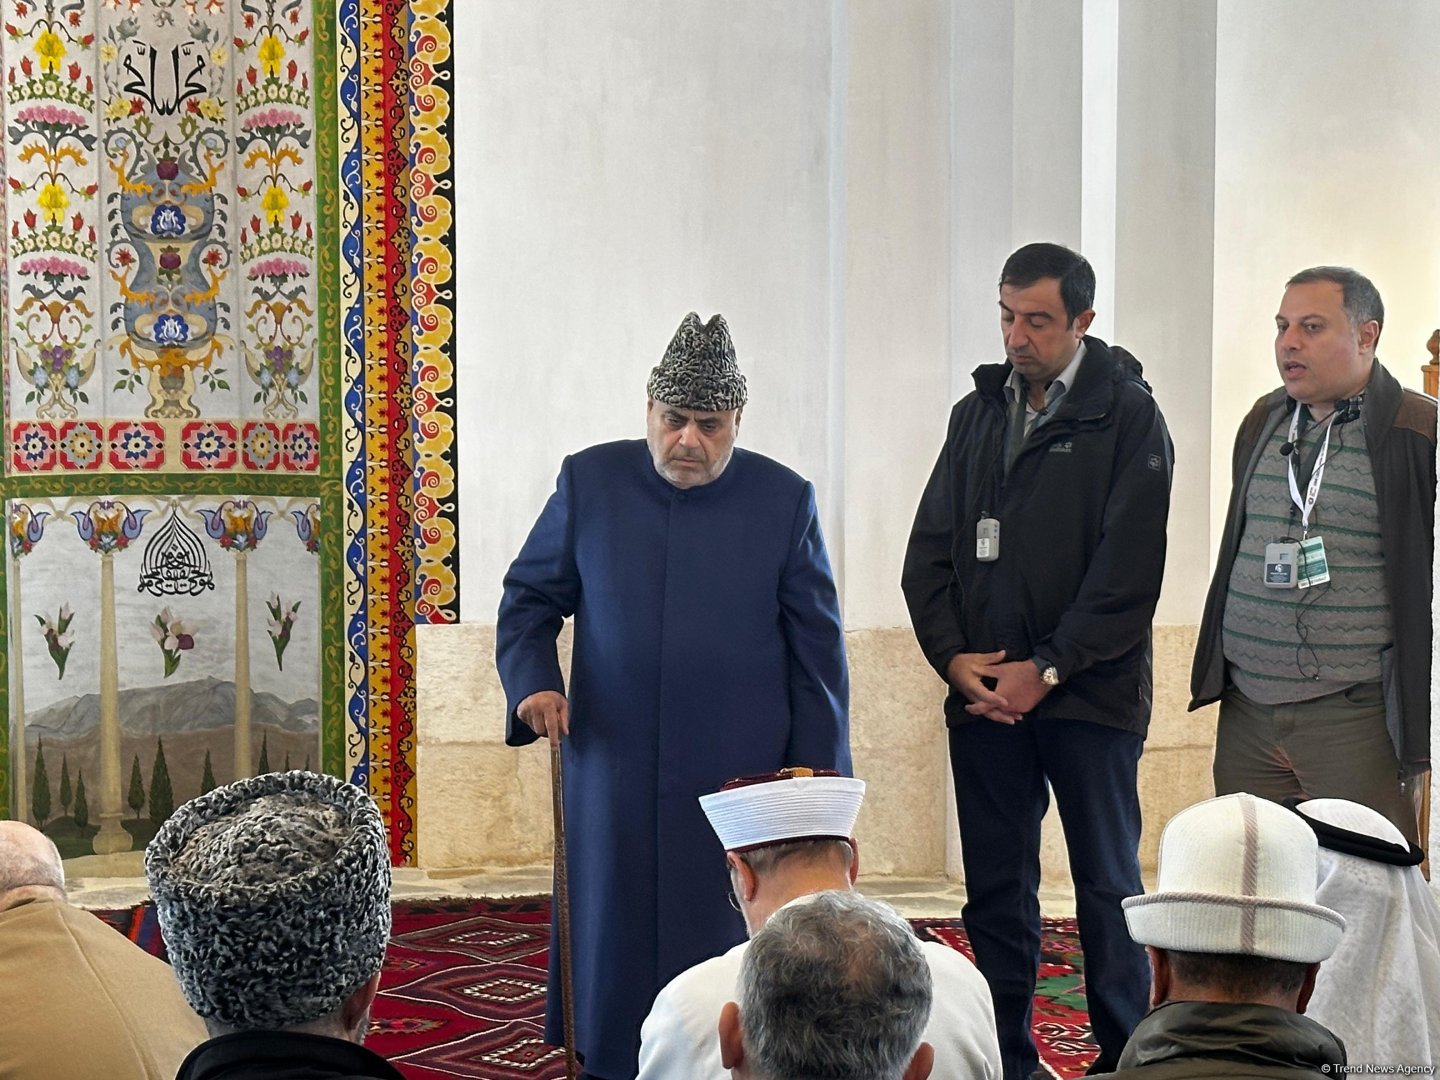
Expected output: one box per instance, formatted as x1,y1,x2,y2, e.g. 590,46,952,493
1213,682,1420,845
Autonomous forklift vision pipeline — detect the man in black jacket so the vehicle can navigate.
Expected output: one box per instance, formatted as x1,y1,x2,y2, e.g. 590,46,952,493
903,243,1173,1080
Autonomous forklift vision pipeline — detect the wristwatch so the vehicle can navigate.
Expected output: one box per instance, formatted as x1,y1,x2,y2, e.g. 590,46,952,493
1032,655,1060,687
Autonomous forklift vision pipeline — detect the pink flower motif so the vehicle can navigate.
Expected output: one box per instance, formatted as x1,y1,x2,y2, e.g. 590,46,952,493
14,104,88,128
18,255,90,278
241,106,305,131
247,256,309,279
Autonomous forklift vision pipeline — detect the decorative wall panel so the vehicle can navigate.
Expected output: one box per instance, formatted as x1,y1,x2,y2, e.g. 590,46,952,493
2,0,457,865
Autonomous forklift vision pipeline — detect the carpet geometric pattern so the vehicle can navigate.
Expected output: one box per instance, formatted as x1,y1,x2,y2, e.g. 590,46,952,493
96,897,1100,1079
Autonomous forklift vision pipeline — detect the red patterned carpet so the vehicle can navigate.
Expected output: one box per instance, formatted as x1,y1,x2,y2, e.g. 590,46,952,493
97,897,1098,1079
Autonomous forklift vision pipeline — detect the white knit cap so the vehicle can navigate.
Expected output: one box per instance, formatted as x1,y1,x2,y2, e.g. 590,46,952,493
699,768,865,852
1123,793,1345,963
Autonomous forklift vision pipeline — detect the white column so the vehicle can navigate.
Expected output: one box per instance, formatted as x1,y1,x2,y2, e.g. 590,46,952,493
1113,0,1218,624
92,553,130,853
234,552,251,777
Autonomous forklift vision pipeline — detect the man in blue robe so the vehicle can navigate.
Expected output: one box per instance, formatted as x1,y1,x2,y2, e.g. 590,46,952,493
497,312,851,1080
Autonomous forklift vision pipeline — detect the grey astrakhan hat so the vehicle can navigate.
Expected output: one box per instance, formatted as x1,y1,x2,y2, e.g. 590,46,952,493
145,770,391,1031
647,312,747,411
1123,793,1344,964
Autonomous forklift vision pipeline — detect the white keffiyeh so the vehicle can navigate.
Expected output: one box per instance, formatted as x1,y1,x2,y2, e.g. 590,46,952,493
1301,799,1440,1068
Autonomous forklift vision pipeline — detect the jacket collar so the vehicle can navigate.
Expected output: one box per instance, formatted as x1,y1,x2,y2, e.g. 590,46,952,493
1257,358,1402,448
974,335,1124,423
176,1030,406,1080
1119,1001,1345,1073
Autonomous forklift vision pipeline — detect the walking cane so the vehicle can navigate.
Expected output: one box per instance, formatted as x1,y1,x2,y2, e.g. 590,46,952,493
550,742,579,1080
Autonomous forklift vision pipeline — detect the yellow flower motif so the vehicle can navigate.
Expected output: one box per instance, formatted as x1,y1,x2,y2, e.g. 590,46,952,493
37,182,69,224
100,42,118,64
210,44,228,67
261,185,288,225
257,34,284,77
104,96,130,121
35,29,65,74
198,97,225,121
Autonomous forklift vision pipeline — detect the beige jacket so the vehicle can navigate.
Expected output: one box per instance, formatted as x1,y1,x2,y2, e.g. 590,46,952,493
0,897,207,1080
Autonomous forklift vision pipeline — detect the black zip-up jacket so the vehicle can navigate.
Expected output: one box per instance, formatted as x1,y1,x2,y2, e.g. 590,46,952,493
902,336,1174,735
175,1031,406,1080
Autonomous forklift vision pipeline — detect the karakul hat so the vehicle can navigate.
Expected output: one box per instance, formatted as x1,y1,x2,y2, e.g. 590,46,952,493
647,312,747,411
1123,793,1344,963
700,767,865,853
145,770,391,1030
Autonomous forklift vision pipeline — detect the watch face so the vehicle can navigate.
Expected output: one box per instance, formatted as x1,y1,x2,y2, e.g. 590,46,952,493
1042,667,1060,686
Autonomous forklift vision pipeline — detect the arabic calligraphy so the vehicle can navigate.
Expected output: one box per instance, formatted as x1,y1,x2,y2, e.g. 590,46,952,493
119,40,207,116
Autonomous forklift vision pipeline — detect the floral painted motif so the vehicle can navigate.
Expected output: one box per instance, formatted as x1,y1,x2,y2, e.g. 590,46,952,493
150,607,195,678
5,5,101,423
9,502,50,559
198,496,271,551
291,502,318,554
107,420,166,469
241,419,279,470
11,421,56,471
265,593,300,670
180,420,238,469
281,421,317,470
71,498,149,554
236,0,316,419
35,604,75,679
56,419,104,469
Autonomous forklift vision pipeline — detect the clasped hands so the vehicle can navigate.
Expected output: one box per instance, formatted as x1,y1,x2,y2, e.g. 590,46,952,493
944,650,1051,725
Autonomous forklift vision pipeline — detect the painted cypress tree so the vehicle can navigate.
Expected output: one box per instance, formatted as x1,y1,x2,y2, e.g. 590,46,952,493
304,754,311,772
58,755,72,815
73,769,88,828
284,752,291,772
31,739,50,825
149,738,174,825
200,749,216,794
257,732,270,774
127,754,145,819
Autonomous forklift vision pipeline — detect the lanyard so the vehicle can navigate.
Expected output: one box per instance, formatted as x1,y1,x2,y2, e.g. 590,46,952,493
1285,402,1334,534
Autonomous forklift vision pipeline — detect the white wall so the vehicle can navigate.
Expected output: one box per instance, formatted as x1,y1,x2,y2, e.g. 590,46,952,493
456,1,842,623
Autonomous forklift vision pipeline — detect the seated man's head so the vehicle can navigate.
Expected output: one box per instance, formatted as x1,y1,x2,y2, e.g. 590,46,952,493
145,771,391,1042
719,890,934,1080
0,821,66,907
1123,793,1344,1013
700,768,866,934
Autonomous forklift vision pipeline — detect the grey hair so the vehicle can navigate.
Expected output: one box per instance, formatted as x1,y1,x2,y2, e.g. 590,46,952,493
738,890,932,1080
1287,266,1384,344
737,838,854,879
0,821,66,896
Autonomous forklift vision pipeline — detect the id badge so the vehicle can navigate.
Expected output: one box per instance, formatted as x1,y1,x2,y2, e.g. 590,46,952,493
976,517,999,562
1297,534,1330,589
1263,541,1298,589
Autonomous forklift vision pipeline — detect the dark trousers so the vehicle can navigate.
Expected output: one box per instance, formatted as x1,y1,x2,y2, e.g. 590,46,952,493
950,716,1149,1080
